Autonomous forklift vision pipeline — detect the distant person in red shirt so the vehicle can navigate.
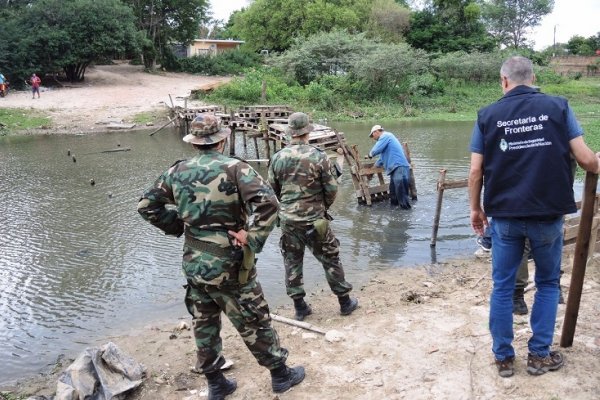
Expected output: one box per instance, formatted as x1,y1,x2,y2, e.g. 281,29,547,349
30,73,41,99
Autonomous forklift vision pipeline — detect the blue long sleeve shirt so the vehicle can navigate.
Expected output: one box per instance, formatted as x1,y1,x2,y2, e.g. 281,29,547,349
368,131,410,175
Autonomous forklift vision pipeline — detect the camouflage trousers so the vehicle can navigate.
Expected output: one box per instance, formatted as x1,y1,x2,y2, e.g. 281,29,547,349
184,277,288,374
280,222,353,300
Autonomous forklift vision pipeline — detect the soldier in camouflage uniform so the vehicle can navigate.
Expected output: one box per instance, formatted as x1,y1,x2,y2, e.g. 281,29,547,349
137,114,304,399
268,112,358,321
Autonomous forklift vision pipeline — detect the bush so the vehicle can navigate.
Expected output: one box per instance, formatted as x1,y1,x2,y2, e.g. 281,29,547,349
431,51,503,83
352,43,429,98
205,67,303,105
534,67,565,85
176,49,262,75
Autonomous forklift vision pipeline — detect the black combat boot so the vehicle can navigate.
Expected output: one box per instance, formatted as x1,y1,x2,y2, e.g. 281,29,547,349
338,294,359,316
513,288,528,315
293,298,312,321
270,364,305,393
558,272,565,304
205,371,237,400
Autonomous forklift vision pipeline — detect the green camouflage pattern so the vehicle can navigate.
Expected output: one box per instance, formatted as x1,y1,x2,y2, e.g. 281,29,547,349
285,112,314,137
183,113,231,145
268,140,352,300
280,222,352,299
138,149,278,286
268,143,338,224
138,148,287,374
185,278,288,373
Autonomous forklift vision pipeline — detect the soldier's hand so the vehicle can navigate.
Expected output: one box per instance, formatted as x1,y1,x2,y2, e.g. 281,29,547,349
228,229,248,246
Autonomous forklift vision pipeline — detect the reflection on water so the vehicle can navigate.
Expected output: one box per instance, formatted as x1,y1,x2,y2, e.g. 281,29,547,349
0,120,478,383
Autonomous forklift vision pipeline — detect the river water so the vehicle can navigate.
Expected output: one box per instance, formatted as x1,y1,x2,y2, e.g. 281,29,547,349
0,120,478,383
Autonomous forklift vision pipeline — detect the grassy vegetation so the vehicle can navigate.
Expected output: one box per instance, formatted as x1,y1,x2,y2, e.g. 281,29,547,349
0,108,51,135
131,110,167,125
0,392,26,400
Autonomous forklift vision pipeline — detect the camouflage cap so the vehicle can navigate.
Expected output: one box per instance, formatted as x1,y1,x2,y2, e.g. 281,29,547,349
285,112,314,137
183,113,231,145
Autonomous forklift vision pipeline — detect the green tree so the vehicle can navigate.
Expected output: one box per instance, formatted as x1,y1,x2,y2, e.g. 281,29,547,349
566,33,600,56
2,0,139,83
366,0,411,43
274,30,375,85
482,0,553,49
430,51,503,82
228,0,372,52
123,0,210,68
407,0,496,52
352,42,429,97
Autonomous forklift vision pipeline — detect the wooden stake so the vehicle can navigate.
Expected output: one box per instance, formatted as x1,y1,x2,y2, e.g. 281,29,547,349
269,313,326,335
560,171,598,347
261,80,267,102
430,169,447,247
148,117,174,136
402,142,418,200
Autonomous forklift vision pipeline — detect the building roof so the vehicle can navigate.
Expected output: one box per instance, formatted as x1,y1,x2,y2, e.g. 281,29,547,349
192,39,245,44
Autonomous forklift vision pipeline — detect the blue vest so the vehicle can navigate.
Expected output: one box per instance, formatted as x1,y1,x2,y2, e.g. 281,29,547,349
477,86,576,218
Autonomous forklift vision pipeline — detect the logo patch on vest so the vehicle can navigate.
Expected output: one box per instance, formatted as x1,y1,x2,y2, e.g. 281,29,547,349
500,138,508,152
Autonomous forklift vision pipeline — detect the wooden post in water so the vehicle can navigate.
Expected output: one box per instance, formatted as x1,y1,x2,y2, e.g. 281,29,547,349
430,169,447,247
560,171,598,347
229,110,236,156
261,80,267,102
261,115,271,160
402,142,418,200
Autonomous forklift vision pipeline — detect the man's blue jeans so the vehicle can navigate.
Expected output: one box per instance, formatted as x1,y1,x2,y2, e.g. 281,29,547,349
489,217,563,361
389,166,411,209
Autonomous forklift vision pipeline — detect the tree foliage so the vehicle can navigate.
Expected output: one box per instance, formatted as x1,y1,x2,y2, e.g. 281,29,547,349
122,0,209,68
0,0,139,83
407,0,496,52
482,0,553,49
366,0,411,43
566,33,600,56
273,30,375,85
273,30,433,99
226,0,372,52
352,42,429,97
430,51,504,82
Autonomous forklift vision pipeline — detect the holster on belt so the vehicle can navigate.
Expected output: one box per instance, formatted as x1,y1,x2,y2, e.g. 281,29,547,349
312,218,329,241
238,246,256,285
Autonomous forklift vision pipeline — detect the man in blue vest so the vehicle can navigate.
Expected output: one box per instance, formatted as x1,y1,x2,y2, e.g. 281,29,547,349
468,56,600,378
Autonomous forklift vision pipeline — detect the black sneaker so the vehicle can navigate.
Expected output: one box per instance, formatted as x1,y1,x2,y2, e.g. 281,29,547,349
495,356,514,378
476,237,492,252
527,351,564,376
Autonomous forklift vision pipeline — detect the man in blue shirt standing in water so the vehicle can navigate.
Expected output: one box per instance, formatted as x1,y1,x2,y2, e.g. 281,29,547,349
367,125,412,209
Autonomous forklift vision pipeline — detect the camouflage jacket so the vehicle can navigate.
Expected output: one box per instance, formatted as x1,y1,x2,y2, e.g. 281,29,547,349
138,150,279,286
268,143,337,225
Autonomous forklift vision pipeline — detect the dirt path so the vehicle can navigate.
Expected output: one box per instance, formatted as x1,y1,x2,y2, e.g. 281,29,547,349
0,63,229,134
3,252,599,400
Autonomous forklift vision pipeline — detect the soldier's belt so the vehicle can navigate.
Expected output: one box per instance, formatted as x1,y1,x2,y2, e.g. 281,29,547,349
184,235,233,257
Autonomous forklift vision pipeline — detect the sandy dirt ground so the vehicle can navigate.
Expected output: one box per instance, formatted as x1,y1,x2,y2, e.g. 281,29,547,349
0,63,229,134
1,64,599,399
2,252,600,400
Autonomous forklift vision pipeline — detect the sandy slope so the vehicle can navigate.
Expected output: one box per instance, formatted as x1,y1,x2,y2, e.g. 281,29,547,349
0,63,229,134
